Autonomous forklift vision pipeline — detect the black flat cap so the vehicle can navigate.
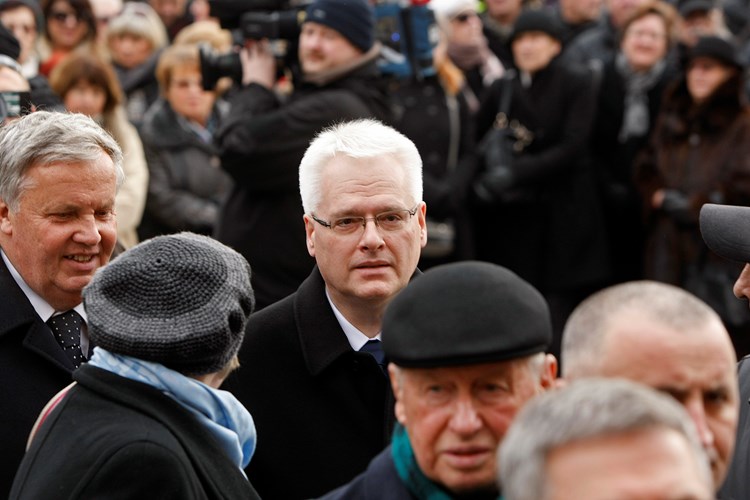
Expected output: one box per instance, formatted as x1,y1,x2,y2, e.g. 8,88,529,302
700,203,750,262
688,36,743,69
382,261,552,368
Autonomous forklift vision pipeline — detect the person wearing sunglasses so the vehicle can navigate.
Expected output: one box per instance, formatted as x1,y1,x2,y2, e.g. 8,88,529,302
38,0,96,76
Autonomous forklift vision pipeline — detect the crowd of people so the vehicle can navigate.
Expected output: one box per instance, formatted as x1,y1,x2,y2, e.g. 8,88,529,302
3,0,750,497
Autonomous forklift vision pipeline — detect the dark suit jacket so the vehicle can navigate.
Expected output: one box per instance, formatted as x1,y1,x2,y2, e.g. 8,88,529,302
11,365,260,500
0,256,78,498
222,267,396,500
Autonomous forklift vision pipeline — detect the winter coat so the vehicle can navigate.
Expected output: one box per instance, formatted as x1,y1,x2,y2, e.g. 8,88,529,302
635,71,750,285
221,267,396,500
392,74,479,267
137,98,232,240
214,53,393,309
10,365,260,500
473,59,610,292
0,257,77,499
590,55,676,283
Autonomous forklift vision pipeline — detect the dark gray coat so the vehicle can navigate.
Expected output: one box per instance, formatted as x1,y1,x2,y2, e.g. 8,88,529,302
137,99,232,240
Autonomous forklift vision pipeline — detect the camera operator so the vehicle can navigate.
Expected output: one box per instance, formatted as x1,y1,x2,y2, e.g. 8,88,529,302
214,0,393,310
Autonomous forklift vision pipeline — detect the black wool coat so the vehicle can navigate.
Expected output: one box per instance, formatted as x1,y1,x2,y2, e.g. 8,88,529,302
0,257,77,499
222,267,396,500
10,364,260,500
473,59,610,292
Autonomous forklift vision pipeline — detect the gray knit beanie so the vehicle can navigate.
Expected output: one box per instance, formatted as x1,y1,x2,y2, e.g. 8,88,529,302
84,232,255,376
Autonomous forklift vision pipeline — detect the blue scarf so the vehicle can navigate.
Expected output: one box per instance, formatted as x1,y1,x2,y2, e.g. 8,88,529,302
89,348,257,472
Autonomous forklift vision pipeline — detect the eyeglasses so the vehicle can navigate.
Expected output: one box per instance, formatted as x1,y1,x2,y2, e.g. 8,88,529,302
310,205,420,235
49,10,81,24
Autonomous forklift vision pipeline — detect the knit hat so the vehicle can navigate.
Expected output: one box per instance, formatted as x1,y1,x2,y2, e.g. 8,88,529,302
700,203,750,262
382,261,552,368
304,0,375,53
510,8,563,43
687,36,743,69
84,232,255,376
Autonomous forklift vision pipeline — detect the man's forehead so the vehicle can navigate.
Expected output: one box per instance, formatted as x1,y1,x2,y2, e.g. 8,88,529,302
600,317,735,382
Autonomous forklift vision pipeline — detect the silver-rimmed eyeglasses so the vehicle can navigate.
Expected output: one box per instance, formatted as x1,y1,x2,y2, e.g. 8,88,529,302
310,205,420,235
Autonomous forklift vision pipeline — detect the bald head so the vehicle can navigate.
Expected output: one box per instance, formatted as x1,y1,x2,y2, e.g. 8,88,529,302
561,281,738,488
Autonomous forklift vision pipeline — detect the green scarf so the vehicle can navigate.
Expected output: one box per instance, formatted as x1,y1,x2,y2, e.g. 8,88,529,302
391,424,454,500
391,424,505,500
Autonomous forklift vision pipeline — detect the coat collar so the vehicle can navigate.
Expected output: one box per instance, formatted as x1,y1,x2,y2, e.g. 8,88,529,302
294,266,422,376
0,257,75,372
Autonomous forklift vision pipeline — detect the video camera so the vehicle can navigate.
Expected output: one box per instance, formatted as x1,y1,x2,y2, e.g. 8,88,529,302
199,0,437,90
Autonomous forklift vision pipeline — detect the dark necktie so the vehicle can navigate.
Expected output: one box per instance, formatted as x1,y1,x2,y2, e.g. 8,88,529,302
47,310,86,369
360,339,386,373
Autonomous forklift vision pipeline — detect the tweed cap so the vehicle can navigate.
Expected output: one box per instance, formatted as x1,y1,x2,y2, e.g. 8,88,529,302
304,0,375,53
382,261,552,368
84,232,255,376
700,203,750,262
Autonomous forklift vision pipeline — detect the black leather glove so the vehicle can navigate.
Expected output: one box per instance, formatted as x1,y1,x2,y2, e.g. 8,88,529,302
473,167,515,204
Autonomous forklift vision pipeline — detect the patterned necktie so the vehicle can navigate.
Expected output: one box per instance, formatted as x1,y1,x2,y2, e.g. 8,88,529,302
360,339,386,373
47,310,86,369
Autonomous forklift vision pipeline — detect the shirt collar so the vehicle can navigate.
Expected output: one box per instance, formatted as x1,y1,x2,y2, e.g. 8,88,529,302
1,248,88,323
324,287,380,351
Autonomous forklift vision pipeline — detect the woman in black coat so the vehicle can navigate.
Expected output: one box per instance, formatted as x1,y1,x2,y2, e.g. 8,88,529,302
137,43,232,240
591,0,679,284
473,9,609,355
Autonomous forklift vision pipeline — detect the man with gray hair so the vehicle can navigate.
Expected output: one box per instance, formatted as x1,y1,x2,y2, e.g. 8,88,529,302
223,118,427,499
499,378,714,500
561,280,739,490
0,110,123,497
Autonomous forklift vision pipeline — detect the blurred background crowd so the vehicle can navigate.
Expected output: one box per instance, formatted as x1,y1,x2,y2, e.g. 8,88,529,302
2,0,750,360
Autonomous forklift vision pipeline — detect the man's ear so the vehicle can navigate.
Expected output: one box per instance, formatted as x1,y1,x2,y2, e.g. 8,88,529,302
389,364,408,425
0,200,13,236
540,354,558,391
303,214,316,257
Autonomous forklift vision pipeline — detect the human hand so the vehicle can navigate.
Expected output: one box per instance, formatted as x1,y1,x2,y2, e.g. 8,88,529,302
240,39,277,88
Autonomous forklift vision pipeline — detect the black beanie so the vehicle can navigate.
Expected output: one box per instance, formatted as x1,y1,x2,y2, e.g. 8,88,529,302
304,0,375,53
510,8,563,43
